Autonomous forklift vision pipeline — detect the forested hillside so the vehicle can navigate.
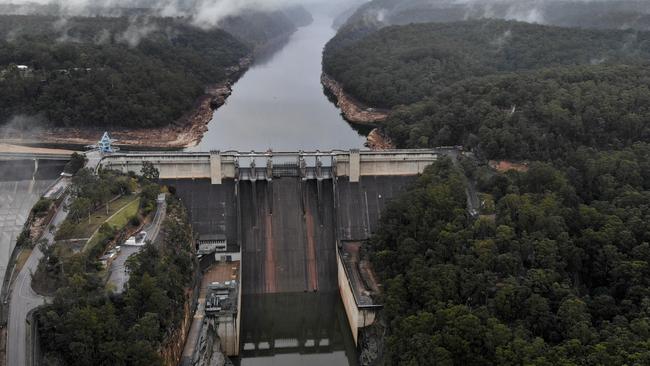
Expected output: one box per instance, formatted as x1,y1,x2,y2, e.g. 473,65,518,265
372,150,650,364
324,20,650,108
0,15,249,128
328,3,650,365
384,64,650,160
341,0,650,34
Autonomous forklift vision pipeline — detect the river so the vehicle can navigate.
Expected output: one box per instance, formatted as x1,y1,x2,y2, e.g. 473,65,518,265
193,13,362,366
192,15,368,152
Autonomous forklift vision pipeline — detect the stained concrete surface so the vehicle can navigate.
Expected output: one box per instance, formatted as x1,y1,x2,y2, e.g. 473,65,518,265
336,176,417,241
239,179,337,295
161,179,239,246
168,176,417,296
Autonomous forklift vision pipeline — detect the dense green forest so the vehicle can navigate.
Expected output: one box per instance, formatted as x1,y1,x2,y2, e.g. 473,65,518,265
0,15,249,128
384,64,650,160
371,150,650,364
324,20,650,108
38,195,195,366
340,0,650,33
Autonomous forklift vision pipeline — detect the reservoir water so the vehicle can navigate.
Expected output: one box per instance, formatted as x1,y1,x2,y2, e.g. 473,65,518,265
192,15,367,152
192,14,362,366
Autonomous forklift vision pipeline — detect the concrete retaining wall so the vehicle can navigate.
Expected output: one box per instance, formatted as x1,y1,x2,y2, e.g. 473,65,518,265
337,247,376,346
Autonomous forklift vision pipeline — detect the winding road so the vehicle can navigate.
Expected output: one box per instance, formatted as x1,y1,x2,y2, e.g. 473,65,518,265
7,197,68,366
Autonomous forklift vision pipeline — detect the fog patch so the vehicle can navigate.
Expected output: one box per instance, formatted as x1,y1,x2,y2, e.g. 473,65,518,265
492,29,512,48
1,0,329,29
0,114,48,139
52,17,84,43
590,57,606,65
93,28,112,45
116,16,157,47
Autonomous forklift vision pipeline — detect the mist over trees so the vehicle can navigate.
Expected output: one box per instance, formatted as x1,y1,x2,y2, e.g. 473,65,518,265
372,151,650,365
0,5,312,129
342,0,650,33
0,15,249,128
325,19,650,109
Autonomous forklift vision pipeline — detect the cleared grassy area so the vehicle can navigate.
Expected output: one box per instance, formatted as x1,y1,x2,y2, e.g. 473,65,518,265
84,197,141,253
69,195,138,239
106,198,140,228
14,248,32,275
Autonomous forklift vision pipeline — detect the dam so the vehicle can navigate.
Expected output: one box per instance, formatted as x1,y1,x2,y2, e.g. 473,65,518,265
99,148,451,362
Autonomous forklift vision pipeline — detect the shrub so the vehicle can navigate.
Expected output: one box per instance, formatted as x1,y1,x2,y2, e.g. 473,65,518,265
32,198,52,217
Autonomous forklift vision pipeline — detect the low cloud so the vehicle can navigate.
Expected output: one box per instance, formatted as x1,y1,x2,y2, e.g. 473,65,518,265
0,0,333,28
116,16,158,47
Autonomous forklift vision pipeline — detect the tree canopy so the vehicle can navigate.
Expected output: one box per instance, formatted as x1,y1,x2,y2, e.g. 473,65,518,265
371,152,650,365
383,64,650,160
38,196,196,366
324,19,650,108
0,15,250,128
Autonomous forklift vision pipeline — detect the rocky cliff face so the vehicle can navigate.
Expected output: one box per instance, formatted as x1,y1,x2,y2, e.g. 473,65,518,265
160,289,195,366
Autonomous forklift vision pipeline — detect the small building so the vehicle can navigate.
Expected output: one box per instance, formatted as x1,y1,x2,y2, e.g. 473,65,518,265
125,231,147,246
197,234,227,255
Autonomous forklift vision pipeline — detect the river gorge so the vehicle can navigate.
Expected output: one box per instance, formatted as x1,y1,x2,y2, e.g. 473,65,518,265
192,15,368,152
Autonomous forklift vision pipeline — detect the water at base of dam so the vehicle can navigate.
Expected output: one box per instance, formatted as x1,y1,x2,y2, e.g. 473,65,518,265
240,292,358,366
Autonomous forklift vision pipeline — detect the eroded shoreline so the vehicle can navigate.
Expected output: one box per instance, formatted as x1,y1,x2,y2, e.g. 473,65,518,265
321,74,389,124
1,64,395,152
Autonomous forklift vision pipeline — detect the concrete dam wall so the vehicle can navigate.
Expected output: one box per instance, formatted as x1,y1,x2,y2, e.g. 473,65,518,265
155,149,445,355
100,149,442,184
164,174,417,296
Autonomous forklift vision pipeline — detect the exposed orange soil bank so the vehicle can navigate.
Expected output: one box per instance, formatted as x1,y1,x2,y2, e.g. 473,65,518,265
489,160,530,173
321,74,389,124
365,128,394,150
